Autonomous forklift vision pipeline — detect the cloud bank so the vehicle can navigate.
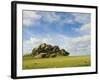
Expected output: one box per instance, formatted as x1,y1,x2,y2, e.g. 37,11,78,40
22,10,91,56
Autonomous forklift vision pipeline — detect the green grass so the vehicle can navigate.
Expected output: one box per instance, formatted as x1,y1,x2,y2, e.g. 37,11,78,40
22,55,91,70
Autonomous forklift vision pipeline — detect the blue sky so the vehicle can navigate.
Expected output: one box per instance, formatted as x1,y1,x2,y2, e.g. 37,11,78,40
22,10,91,56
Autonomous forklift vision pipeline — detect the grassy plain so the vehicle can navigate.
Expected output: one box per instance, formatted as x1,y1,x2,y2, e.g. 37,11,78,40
23,55,90,70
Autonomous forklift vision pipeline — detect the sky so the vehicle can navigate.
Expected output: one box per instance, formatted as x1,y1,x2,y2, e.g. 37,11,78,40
22,10,91,56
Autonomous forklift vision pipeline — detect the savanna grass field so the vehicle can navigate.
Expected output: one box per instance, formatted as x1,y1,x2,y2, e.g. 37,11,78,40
23,55,91,70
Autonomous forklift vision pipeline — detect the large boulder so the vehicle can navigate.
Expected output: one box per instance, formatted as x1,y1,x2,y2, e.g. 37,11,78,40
50,53,57,58
34,53,49,58
52,46,60,52
32,43,70,58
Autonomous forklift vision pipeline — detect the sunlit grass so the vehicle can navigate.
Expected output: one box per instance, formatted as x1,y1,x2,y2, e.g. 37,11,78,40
23,55,91,70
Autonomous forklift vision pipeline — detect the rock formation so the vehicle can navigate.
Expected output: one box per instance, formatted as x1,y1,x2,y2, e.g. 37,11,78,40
32,43,70,58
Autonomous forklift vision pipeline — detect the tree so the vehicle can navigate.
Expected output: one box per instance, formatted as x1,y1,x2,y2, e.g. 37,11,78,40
32,48,37,56
61,49,70,56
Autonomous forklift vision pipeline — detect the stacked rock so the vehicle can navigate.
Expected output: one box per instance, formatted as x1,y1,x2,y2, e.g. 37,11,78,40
32,43,70,58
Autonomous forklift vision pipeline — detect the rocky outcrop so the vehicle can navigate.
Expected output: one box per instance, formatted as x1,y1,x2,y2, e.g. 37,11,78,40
32,43,70,58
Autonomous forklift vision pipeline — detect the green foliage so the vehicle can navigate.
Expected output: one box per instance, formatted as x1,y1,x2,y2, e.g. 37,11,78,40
60,49,70,56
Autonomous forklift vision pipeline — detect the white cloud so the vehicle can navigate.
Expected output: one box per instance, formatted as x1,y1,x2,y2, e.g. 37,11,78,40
22,11,91,55
67,22,91,55
79,23,91,32
59,13,91,26
72,13,90,24
58,19,74,27
23,34,70,54
23,11,91,27
75,23,91,35
23,11,61,27
69,35,91,55
41,12,60,23
23,11,41,26
23,34,91,56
